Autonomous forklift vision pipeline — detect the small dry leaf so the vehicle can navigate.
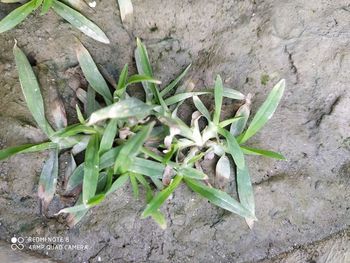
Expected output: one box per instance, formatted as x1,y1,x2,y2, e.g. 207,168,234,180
215,154,231,190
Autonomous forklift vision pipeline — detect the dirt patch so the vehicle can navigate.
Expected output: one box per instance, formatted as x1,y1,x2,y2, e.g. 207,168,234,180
0,0,350,262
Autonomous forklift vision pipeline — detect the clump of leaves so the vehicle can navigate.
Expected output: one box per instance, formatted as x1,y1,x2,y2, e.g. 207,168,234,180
0,0,109,43
0,39,285,229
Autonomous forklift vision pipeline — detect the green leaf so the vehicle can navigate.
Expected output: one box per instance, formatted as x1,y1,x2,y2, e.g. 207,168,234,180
164,91,210,106
150,210,167,229
51,0,110,44
219,128,245,170
219,117,243,128
184,178,255,219
240,79,285,143
128,157,164,179
0,0,36,33
53,123,97,137
13,42,54,136
177,167,208,180
87,193,105,206
86,86,100,117
105,174,129,195
213,75,223,125
41,0,53,14
134,173,153,202
88,97,154,125
240,146,285,160
76,42,112,104
75,104,85,124
130,173,139,199
82,134,100,204
135,38,155,102
0,142,57,161
142,175,183,218
99,119,118,154
193,95,211,121
38,147,59,210
222,88,245,100
114,123,154,173
115,64,129,99
126,75,161,86
160,64,191,97
237,164,256,225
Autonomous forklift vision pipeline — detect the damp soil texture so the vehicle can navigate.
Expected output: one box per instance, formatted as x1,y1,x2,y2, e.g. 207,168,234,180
0,0,350,262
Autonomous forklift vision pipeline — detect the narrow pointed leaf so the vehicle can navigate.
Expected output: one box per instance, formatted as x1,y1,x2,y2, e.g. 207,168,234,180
240,79,285,143
237,164,256,224
105,174,129,195
13,42,54,136
128,157,164,179
184,178,255,219
82,134,100,204
126,75,161,86
213,75,223,125
130,174,139,199
223,88,245,100
53,123,97,137
114,123,154,173
142,175,183,218
76,42,112,104
240,146,285,160
160,64,191,97
118,0,133,22
0,0,36,33
135,38,158,103
115,64,129,99
41,0,54,14
164,91,210,106
88,97,153,125
219,128,245,169
177,167,208,180
51,0,110,44
99,119,118,154
0,142,57,161
150,210,167,229
38,147,59,210
193,95,211,121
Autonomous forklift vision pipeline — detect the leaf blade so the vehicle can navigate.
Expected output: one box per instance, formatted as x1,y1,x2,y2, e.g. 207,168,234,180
240,79,285,143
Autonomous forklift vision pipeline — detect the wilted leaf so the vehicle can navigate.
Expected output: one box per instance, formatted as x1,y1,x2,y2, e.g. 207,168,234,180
117,0,133,22
230,94,251,136
38,147,59,211
215,154,230,190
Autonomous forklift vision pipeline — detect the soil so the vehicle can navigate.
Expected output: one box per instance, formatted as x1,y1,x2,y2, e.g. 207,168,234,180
0,0,349,262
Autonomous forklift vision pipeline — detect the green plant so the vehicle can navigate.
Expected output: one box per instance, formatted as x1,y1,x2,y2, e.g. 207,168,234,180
0,0,109,43
0,39,285,229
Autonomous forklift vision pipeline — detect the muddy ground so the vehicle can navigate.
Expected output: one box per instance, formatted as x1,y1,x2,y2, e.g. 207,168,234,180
0,0,349,262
